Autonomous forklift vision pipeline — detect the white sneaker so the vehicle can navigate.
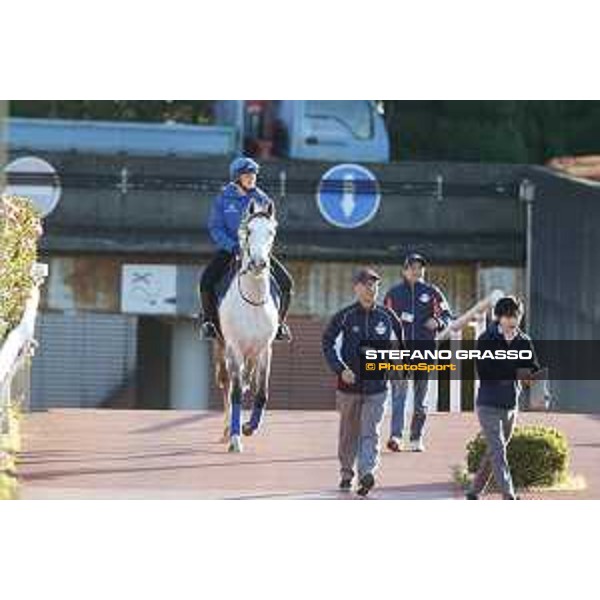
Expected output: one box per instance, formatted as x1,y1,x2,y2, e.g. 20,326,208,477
410,439,425,452
387,437,403,452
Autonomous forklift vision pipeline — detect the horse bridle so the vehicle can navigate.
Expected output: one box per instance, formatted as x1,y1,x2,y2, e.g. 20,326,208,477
237,211,274,307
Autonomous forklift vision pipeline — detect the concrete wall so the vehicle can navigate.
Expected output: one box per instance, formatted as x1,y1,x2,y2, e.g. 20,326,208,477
39,255,494,320
10,151,528,264
11,148,535,412
529,168,600,412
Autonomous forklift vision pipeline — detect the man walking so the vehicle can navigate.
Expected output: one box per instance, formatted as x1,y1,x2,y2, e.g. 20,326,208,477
466,296,539,500
322,267,404,497
384,253,452,452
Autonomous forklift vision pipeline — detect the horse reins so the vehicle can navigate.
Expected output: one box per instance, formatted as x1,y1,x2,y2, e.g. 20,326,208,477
237,270,270,306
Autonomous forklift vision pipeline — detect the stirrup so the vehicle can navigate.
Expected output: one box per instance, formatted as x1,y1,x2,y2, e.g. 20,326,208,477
275,322,292,342
200,321,219,340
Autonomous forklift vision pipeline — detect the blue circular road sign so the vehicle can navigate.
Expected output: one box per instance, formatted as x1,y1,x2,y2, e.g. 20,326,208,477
316,164,381,229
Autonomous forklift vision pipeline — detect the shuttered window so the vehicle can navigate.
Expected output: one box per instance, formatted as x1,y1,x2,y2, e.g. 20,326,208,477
31,312,137,409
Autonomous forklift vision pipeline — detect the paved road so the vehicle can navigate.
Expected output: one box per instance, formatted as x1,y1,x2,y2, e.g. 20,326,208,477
19,409,600,499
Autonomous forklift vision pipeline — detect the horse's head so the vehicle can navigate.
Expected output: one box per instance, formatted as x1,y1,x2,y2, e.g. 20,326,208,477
239,199,277,276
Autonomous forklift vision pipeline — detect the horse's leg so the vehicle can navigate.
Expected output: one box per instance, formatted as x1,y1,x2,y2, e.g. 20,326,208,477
215,342,230,442
221,387,231,443
243,347,271,436
228,374,243,452
226,349,244,453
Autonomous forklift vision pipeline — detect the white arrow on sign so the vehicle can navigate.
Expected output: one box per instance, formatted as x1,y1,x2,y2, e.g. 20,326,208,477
340,173,356,218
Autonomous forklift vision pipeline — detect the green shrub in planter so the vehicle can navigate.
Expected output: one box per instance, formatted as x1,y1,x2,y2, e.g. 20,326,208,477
466,425,569,489
0,195,42,342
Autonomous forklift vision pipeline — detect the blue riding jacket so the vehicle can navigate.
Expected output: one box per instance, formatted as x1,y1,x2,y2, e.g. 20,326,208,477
208,183,272,254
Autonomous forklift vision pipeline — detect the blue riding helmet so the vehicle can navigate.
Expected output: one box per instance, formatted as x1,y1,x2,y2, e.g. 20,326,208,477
229,157,260,181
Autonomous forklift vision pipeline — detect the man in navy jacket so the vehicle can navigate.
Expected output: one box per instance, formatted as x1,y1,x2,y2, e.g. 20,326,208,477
322,267,405,496
466,296,539,500
383,253,452,452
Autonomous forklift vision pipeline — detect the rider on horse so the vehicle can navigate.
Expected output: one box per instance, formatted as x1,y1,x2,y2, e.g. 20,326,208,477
199,156,293,341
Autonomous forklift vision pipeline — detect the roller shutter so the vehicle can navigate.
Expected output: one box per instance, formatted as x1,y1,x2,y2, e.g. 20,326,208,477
31,311,137,409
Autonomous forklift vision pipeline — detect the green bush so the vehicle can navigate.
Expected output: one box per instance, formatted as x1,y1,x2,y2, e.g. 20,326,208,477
0,194,40,500
0,409,20,500
0,195,42,342
466,425,570,489
0,472,18,500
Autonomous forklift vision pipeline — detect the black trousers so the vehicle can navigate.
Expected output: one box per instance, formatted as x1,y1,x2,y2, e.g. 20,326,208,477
199,250,293,320
199,250,233,294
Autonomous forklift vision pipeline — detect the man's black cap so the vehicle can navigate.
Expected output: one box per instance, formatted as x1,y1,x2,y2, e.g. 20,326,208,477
404,252,428,267
352,267,381,285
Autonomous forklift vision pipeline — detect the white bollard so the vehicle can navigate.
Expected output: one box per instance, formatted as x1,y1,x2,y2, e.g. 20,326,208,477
449,329,462,412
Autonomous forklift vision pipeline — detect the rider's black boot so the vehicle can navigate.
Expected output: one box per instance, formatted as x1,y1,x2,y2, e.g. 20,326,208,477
200,321,219,339
275,322,292,342
199,291,220,340
274,290,293,342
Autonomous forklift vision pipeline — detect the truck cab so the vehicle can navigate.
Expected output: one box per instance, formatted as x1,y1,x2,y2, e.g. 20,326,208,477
215,100,390,163
6,101,390,164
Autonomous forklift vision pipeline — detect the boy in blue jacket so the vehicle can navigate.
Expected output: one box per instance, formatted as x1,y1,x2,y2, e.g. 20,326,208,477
199,157,293,341
466,296,539,500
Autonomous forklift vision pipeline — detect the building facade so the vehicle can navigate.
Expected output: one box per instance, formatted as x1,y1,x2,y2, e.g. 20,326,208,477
5,149,529,411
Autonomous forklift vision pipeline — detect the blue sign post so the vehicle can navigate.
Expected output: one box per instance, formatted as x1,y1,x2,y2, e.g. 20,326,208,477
316,164,381,228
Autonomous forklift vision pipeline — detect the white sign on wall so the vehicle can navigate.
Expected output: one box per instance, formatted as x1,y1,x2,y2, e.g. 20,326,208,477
121,265,177,315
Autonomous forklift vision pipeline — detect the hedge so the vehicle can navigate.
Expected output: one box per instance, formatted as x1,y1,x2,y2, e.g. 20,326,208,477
466,425,570,489
0,194,42,500
0,406,20,500
0,472,18,500
0,194,42,342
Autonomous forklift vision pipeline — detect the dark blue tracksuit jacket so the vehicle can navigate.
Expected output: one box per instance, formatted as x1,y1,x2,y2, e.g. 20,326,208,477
476,323,540,410
384,279,452,344
322,302,405,395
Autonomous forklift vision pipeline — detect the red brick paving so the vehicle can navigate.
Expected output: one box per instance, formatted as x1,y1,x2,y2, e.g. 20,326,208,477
19,409,600,499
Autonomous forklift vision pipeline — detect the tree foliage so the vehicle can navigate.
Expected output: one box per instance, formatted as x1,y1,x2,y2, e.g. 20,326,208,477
0,195,42,341
384,100,600,163
10,100,214,125
9,100,600,163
